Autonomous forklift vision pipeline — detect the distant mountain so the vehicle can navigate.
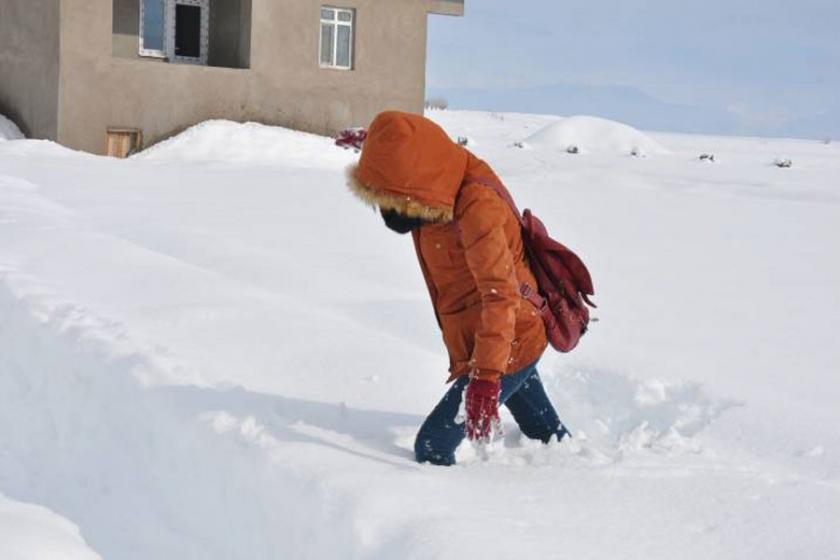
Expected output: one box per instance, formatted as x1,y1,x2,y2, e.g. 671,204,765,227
778,109,840,141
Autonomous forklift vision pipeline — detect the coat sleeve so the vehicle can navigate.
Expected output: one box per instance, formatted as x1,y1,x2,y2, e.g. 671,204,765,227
456,186,520,380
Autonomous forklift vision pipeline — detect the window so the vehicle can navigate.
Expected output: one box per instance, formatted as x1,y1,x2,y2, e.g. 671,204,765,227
174,2,204,60
139,0,166,57
320,7,354,69
170,0,209,64
137,0,209,65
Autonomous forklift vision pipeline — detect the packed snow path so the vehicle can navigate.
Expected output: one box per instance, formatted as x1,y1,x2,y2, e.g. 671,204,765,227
0,112,838,559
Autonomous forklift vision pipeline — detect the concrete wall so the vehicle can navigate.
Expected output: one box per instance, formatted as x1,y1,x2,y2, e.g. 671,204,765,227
58,0,437,154
428,0,464,16
0,0,61,140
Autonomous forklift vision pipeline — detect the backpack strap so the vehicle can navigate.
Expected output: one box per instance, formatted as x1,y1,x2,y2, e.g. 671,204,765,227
461,174,597,310
519,280,549,316
461,175,547,308
463,175,524,226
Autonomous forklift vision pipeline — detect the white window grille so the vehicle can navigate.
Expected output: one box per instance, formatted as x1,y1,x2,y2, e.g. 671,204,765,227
138,0,209,65
319,7,354,70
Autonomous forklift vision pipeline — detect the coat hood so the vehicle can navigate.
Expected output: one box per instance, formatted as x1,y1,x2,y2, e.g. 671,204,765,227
347,111,469,223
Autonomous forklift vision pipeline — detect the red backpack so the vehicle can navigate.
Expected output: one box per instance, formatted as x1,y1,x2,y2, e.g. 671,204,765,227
465,175,596,352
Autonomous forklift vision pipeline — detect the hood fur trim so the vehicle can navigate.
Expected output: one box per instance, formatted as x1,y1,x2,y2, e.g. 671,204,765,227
346,165,454,223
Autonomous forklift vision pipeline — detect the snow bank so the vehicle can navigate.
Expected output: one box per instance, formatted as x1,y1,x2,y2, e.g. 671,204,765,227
132,120,355,168
523,115,668,155
0,114,24,141
0,494,101,560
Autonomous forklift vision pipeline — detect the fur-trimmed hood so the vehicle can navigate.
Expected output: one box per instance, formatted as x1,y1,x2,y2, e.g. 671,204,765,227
346,111,469,223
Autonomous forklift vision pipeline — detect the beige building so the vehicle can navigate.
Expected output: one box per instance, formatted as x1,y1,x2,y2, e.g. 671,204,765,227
0,0,463,155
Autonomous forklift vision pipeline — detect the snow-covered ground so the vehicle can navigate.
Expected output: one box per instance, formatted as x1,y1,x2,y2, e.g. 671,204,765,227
1,110,838,559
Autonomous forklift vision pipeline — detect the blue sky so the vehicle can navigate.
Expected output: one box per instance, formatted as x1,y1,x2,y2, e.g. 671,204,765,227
426,0,840,138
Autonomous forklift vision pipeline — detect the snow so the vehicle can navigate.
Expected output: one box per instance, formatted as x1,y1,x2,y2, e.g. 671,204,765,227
0,114,25,141
132,119,356,168
522,114,669,155
1,110,839,559
0,494,101,560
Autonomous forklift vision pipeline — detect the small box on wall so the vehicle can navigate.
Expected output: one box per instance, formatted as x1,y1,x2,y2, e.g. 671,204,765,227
106,128,143,158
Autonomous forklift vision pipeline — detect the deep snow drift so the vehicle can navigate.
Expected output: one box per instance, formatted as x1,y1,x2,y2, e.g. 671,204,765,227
1,110,838,559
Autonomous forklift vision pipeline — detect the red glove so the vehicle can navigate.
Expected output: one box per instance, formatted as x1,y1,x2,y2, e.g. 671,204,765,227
464,377,501,443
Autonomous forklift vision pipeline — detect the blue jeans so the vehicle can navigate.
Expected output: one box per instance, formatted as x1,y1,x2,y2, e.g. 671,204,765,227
414,362,569,465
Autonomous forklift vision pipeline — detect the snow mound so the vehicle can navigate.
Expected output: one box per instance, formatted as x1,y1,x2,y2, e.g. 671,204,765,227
0,114,24,141
132,120,355,168
523,115,668,155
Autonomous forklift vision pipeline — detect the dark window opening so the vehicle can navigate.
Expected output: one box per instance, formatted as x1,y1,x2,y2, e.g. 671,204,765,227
176,4,202,58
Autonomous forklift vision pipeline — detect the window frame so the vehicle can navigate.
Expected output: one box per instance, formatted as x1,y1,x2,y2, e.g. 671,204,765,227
319,6,354,70
139,0,167,58
138,0,210,65
167,0,210,65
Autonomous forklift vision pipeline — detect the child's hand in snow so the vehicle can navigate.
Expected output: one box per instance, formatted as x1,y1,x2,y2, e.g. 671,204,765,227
464,377,501,443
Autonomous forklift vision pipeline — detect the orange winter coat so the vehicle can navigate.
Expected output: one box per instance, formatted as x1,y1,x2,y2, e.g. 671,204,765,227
348,111,547,381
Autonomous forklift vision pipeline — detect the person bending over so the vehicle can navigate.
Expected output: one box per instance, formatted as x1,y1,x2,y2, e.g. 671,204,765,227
347,111,569,466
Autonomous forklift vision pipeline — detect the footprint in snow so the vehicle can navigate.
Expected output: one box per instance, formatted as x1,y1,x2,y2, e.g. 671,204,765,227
542,366,743,461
